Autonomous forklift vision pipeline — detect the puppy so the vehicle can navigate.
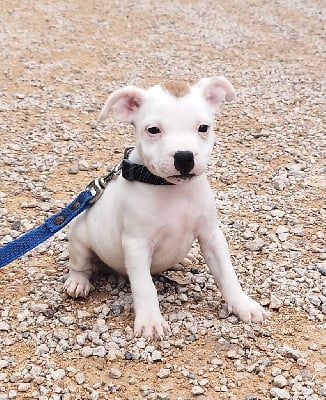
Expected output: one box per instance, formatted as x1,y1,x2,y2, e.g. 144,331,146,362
64,77,268,337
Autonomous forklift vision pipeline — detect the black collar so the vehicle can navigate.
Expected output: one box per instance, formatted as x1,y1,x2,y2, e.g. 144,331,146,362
121,147,174,185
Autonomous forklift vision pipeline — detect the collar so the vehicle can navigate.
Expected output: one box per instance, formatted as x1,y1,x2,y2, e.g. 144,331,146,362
121,147,174,185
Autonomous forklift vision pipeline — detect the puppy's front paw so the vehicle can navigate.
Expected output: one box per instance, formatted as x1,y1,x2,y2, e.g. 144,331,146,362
64,273,92,298
227,294,269,324
134,312,170,339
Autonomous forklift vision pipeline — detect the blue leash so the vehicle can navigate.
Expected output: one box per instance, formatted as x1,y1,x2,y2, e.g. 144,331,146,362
0,190,93,268
0,157,124,269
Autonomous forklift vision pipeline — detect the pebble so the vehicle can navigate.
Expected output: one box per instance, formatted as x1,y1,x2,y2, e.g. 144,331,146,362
80,346,93,357
75,372,85,385
93,346,107,358
109,368,122,379
151,350,162,362
270,387,290,399
8,391,17,399
272,178,286,191
68,164,79,174
191,385,205,395
245,238,265,251
51,369,65,380
17,383,30,392
0,322,10,331
269,295,283,310
273,375,287,388
278,345,302,361
157,368,171,378
0,360,9,369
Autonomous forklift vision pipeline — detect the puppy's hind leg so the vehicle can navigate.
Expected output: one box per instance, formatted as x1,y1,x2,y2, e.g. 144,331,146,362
64,218,93,298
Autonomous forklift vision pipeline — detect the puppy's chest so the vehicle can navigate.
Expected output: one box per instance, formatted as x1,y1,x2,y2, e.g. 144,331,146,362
149,211,199,272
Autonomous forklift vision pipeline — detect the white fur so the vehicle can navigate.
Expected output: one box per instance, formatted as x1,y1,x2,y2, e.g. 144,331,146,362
65,77,268,338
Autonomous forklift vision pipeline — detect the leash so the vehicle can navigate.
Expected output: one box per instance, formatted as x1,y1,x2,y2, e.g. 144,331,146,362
0,147,173,268
0,154,124,269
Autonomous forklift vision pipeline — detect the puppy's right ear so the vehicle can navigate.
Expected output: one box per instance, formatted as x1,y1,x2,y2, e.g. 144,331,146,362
196,77,236,112
99,86,146,123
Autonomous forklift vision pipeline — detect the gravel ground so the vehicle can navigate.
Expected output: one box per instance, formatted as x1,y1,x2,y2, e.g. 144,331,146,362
0,0,325,399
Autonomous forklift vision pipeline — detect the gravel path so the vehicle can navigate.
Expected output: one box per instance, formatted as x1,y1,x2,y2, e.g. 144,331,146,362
0,1,325,399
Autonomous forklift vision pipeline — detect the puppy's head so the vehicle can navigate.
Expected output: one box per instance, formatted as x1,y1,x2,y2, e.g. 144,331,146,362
99,77,235,184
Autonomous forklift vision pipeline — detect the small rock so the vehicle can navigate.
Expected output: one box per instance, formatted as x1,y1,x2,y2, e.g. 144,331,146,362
199,378,209,386
0,360,9,369
157,368,171,378
308,294,321,307
276,226,289,234
226,349,241,359
318,383,326,396
80,346,93,357
51,369,65,380
93,346,106,358
110,303,124,315
0,322,10,331
68,164,79,174
93,319,108,333
211,357,223,366
245,238,264,251
271,209,285,218
243,230,254,240
124,351,133,360
278,345,302,361
278,232,289,242
192,385,205,395
140,385,154,396
156,394,169,400
109,368,122,379
29,303,48,313
17,383,30,392
60,316,76,325
270,387,290,399
269,295,283,310
274,375,287,388
152,350,162,362
8,390,17,399
273,178,286,190
75,372,85,385
271,367,282,377
78,160,89,171
315,264,326,276
218,303,230,319
290,226,304,236
35,344,49,356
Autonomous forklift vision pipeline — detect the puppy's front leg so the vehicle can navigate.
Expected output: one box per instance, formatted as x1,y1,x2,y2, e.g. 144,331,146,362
123,237,169,338
199,227,269,323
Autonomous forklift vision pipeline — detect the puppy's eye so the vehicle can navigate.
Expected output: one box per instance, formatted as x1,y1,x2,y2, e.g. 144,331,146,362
147,126,161,135
198,124,209,133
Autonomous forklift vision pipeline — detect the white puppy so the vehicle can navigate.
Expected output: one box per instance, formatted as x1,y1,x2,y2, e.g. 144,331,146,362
65,77,268,338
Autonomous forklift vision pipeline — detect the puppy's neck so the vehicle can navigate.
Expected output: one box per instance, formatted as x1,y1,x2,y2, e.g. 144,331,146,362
127,146,144,165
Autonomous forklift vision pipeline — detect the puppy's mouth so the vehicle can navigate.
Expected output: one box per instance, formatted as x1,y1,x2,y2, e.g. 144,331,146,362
169,173,196,181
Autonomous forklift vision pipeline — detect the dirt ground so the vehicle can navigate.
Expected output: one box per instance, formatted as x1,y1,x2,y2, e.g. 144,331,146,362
0,1,325,399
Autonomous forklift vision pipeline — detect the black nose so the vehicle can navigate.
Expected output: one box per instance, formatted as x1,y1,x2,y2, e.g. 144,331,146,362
174,151,194,175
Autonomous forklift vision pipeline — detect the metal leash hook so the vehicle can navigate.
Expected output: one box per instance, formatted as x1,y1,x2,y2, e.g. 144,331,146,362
86,159,123,204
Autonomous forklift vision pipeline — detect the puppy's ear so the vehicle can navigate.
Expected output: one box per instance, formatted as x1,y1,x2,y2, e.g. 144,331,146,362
197,77,236,111
99,86,146,122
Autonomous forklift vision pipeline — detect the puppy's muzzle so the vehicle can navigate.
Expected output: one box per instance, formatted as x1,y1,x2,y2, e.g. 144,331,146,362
174,151,195,176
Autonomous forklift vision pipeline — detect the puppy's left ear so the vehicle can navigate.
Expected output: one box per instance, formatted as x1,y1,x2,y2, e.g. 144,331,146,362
197,77,236,111
99,85,146,123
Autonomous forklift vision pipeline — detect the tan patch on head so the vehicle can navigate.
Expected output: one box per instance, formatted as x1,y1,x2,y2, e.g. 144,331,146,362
161,80,190,98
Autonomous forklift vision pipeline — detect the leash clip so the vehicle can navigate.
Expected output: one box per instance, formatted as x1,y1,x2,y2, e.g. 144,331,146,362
86,146,135,204
86,160,123,204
